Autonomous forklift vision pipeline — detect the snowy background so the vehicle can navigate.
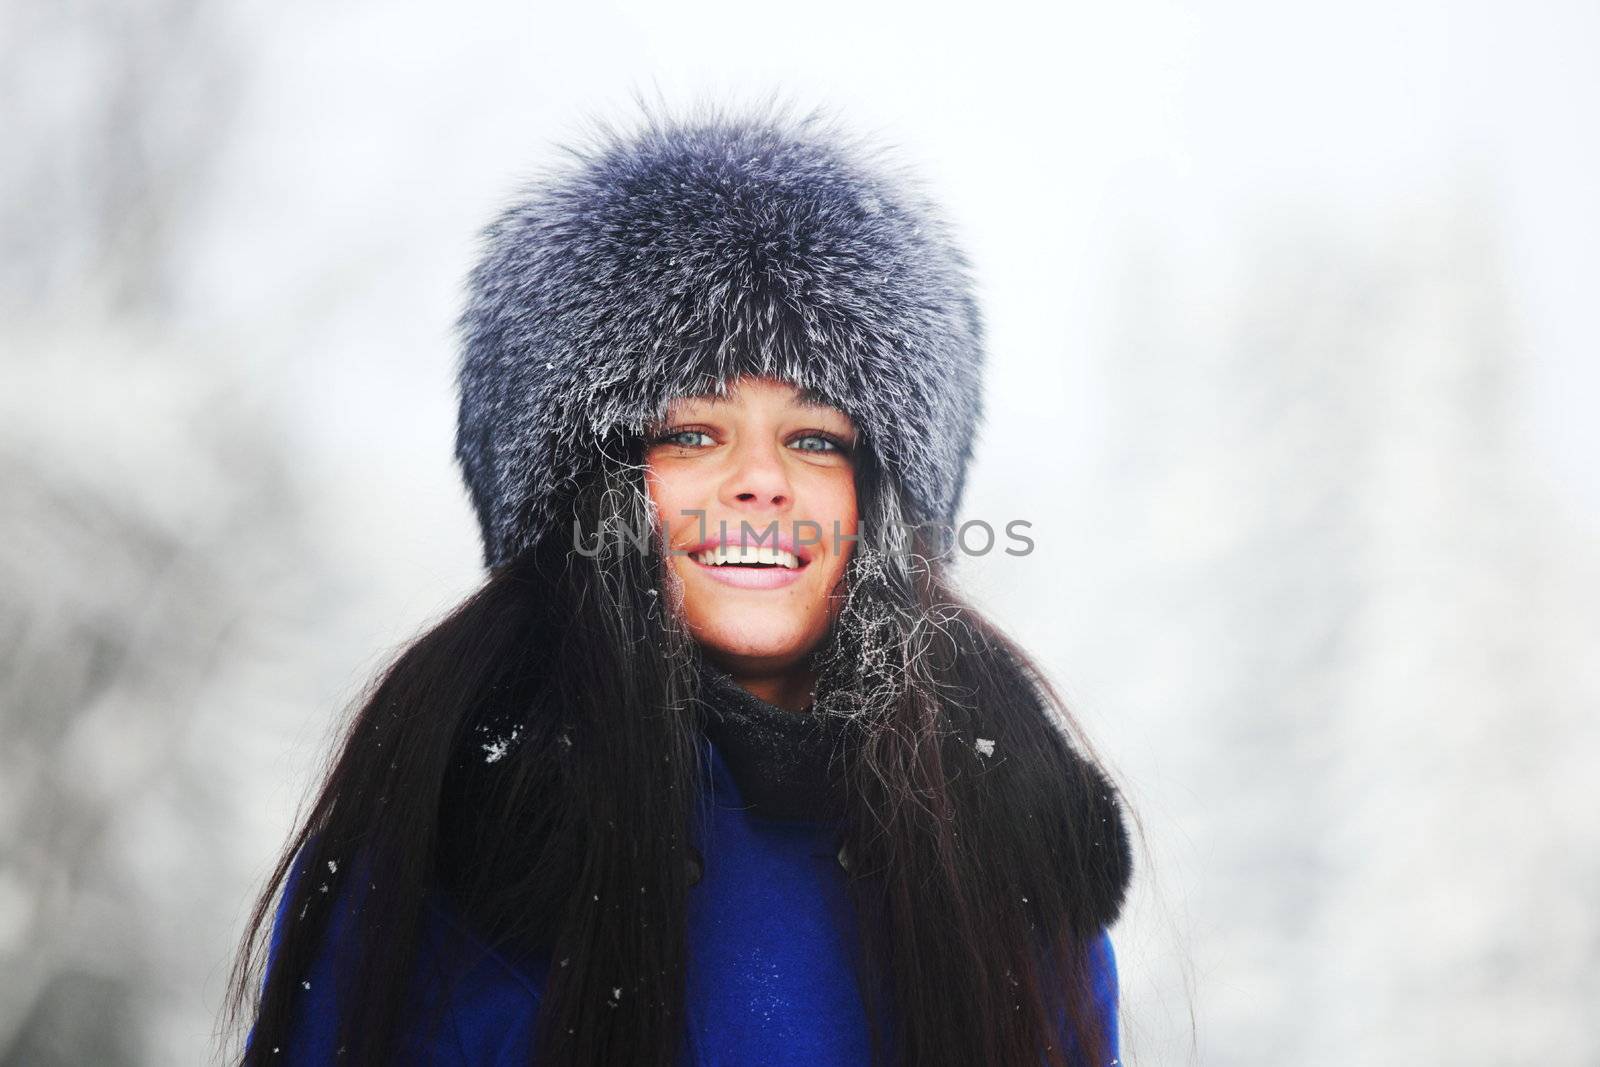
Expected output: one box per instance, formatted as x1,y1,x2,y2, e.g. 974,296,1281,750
2,1,1596,1063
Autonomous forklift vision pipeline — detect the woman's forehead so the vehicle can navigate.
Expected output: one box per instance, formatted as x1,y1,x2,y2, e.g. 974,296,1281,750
666,378,853,420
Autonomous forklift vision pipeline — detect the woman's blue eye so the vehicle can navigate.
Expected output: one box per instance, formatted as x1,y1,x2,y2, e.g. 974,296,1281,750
654,429,712,448
791,434,844,454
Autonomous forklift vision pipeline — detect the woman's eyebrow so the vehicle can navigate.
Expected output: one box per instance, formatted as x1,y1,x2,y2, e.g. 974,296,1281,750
784,392,856,426
673,393,849,421
792,397,847,417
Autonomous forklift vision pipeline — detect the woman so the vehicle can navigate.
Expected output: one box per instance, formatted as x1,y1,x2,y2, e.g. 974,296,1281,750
223,96,1134,1067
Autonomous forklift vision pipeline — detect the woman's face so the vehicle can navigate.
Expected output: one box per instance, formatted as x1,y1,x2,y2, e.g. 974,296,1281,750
645,375,859,679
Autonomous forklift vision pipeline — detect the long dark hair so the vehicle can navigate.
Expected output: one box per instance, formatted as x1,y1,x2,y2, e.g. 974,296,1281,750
219,433,1137,1067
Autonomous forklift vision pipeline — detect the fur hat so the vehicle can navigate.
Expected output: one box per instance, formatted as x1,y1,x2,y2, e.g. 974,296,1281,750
453,97,987,572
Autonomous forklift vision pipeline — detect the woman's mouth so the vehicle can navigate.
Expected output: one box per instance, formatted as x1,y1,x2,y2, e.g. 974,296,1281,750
686,544,810,589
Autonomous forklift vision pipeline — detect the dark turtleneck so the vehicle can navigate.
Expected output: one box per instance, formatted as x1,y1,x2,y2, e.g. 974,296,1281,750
697,659,848,823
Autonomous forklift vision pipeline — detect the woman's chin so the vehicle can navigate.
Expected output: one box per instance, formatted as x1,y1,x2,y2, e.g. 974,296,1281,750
687,615,824,669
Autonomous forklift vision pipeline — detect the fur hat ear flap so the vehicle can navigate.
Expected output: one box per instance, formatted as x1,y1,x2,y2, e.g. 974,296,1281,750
454,95,987,571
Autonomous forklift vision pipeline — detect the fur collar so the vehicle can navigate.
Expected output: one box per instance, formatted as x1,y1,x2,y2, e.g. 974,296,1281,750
694,660,1132,932
698,660,846,823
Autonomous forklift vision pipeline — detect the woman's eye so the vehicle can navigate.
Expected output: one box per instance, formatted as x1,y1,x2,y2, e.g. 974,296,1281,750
652,429,713,448
790,433,849,455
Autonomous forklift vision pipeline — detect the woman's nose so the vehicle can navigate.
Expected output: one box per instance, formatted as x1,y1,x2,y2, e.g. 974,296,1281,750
720,439,792,511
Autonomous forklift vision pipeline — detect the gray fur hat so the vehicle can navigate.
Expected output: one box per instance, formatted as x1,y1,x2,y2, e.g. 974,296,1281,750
453,97,987,572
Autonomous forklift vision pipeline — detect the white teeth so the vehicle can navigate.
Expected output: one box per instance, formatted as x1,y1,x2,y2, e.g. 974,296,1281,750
690,545,802,569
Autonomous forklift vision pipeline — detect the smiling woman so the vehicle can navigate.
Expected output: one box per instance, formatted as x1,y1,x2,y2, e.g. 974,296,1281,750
645,377,860,708
222,95,1134,1067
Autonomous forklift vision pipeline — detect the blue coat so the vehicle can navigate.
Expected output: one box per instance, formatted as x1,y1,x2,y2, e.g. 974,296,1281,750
253,733,1121,1065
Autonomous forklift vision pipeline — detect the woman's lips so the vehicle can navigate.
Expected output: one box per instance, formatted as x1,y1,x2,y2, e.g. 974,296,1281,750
687,555,810,589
